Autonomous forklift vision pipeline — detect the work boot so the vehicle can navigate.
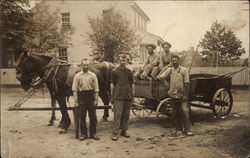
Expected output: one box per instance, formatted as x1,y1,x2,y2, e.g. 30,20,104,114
121,131,130,138
79,134,87,141
90,134,100,140
111,133,118,141
185,130,194,136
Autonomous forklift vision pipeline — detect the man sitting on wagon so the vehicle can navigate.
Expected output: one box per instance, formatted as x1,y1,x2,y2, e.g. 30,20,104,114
151,42,173,79
157,55,194,137
134,44,160,80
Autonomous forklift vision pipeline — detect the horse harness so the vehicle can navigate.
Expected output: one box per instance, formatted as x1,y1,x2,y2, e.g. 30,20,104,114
21,57,67,91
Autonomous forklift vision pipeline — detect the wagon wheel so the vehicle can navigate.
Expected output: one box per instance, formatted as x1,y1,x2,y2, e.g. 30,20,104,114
131,98,153,118
212,88,233,118
156,98,172,118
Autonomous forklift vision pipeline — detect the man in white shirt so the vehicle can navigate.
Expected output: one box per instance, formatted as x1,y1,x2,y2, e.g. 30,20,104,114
72,58,100,141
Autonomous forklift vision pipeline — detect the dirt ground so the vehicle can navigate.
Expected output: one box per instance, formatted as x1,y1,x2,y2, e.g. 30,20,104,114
1,87,249,158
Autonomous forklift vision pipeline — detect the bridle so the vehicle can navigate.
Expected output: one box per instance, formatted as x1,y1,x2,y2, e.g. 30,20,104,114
16,56,61,85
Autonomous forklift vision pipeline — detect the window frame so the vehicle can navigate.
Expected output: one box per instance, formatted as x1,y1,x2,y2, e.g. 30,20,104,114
58,47,68,62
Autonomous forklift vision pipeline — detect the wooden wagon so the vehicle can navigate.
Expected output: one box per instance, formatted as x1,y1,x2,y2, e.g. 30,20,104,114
131,73,233,118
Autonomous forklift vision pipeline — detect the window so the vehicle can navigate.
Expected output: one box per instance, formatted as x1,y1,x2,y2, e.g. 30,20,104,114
62,13,70,29
59,48,68,61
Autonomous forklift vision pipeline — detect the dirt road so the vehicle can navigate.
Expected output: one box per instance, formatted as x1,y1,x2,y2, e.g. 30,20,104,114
1,87,249,158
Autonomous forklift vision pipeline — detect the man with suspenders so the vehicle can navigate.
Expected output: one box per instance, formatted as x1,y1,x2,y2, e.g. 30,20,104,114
158,55,194,136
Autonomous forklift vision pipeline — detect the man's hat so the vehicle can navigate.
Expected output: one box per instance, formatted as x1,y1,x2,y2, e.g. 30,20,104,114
146,44,156,50
162,42,171,48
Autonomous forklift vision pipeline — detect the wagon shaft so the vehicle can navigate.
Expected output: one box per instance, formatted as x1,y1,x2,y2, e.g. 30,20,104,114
8,105,111,111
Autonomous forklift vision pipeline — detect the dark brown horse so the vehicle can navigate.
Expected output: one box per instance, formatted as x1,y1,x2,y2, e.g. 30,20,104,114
16,52,115,133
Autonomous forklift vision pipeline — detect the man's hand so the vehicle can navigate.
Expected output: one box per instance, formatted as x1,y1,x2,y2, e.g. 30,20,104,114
74,102,79,107
183,95,188,102
110,99,114,112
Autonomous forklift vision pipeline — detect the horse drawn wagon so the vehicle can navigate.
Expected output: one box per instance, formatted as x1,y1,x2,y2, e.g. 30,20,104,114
131,73,234,119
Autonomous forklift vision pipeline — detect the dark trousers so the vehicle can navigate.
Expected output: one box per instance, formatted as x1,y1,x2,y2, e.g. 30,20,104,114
113,100,131,134
171,98,191,132
77,90,96,136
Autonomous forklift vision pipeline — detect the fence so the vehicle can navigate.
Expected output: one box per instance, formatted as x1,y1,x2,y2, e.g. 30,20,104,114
189,67,249,86
1,69,20,85
0,67,249,86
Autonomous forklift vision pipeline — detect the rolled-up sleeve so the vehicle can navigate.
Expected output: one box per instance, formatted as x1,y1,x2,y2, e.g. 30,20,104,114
92,73,99,92
183,68,190,83
72,74,79,92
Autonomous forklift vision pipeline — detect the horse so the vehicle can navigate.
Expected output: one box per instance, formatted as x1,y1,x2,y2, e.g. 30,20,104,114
16,52,115,133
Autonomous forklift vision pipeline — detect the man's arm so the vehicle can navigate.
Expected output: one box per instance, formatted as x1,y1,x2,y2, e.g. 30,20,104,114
110,83,114,104
132,83,135,102
183,67,190,101
159,55,164,68
73,91,78,107
143,56,150,68
93,73,99,106
151,55,160,67
72,75,79,107
110,70,115,104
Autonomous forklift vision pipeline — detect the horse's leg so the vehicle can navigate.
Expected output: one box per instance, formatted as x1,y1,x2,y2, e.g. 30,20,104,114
99,92,110,122
56,96,71,134
47,84,56,126
48,96,56,126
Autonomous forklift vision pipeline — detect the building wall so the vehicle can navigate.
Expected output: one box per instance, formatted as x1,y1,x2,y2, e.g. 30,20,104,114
45,1,161,64
45,1,149,63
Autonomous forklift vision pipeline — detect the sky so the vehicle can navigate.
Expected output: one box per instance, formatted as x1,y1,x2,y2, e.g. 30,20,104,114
136,1,249,58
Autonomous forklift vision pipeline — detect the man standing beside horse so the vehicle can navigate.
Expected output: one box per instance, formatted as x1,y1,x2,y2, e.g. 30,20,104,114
110,54,135,141
72,58,100,141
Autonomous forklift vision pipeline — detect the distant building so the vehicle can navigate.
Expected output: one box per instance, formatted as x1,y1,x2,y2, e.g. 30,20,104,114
41,1,165,64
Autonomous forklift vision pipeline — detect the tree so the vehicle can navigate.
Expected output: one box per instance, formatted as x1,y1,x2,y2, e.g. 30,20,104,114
87,8,139,63
0,0,31,68
199,21,246,66
23,2,73,55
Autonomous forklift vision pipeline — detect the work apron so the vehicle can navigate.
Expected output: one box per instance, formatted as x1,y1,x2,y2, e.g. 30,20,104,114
168,68,184,99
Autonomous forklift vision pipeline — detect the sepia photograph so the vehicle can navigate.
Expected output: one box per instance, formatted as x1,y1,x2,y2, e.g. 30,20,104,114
1,0,249,158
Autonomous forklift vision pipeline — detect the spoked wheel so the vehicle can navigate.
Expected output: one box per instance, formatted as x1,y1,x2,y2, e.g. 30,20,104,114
131,98,153,118
212,88,233,118
156,98,172,118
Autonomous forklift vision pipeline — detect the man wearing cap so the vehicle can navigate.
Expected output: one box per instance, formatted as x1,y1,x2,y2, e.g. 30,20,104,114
157,55,194,137
72,58,100,141
152,42,173,79
135,44,160,80
110,54,135,141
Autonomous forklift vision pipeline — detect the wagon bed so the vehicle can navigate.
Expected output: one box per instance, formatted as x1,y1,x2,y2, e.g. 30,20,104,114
132,73,233,118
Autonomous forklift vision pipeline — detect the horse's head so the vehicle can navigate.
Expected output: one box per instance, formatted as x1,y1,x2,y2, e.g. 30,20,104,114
16,52,47,91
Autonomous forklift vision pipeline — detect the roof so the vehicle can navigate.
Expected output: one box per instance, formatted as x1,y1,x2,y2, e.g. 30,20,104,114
136,29,166,44
131,2,150,22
